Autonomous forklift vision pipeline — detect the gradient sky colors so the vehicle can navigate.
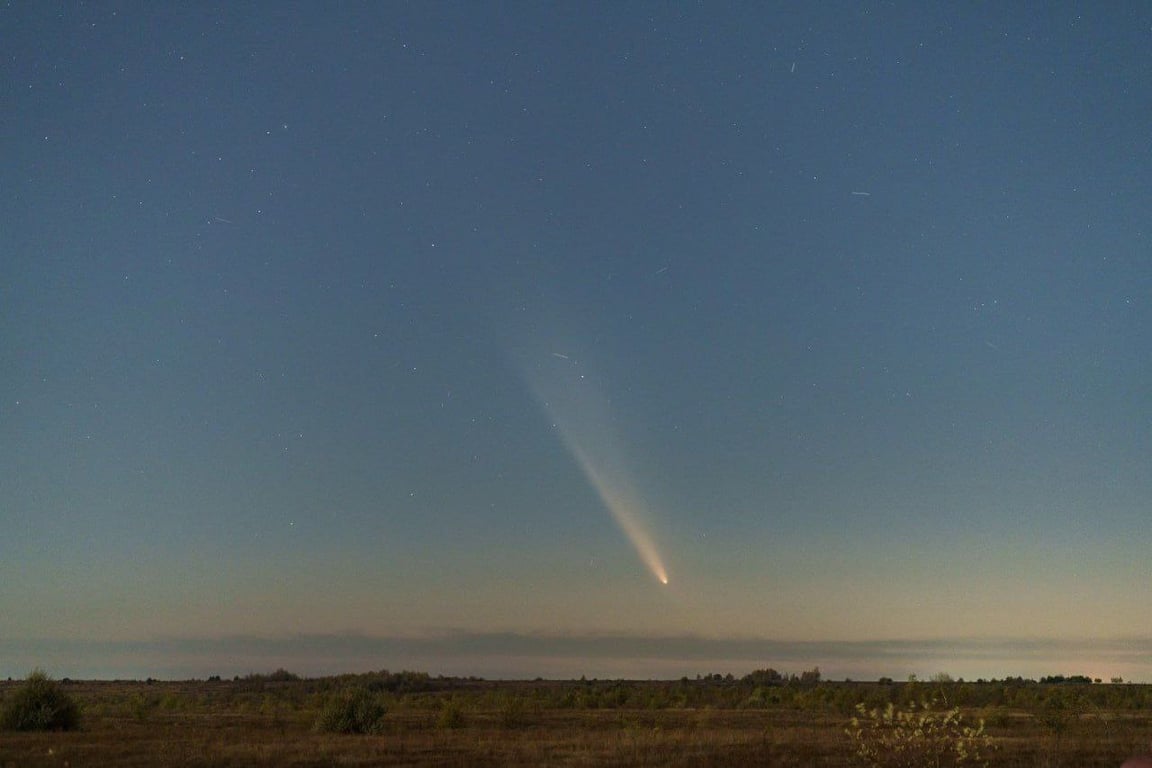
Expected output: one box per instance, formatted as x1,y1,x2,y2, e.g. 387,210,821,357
3,3,1151,681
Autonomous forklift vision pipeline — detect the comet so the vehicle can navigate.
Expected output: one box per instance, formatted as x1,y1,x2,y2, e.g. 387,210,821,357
563,438,670,586
521,351,670,586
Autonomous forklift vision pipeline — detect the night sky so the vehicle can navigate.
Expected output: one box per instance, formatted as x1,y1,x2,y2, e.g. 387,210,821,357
3,3,1151,681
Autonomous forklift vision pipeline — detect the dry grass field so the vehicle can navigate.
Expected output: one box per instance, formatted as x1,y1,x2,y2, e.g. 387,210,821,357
2,674,1150,767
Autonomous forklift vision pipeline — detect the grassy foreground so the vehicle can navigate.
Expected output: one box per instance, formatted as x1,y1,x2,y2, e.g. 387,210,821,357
1,674,1150,767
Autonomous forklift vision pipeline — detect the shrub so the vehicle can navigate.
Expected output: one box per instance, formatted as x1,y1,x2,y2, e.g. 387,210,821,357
266,668,300,682
437,699,466,729
846,698,993,768
497,693,530,728
129,692,156,722
0,669,81,732
314,687,387,734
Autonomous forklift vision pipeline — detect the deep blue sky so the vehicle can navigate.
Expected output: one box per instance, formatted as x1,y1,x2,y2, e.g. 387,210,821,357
3,2,1151,681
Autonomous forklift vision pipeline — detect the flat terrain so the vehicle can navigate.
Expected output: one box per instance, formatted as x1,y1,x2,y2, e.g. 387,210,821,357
2,675,1150,767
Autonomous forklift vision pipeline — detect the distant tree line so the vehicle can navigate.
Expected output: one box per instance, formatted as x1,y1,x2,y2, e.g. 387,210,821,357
1037,675,1095,685
742,667,822,686
25,665,1149,721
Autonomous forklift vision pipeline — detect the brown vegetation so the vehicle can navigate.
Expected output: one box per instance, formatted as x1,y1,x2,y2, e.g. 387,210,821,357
1,673,1150,766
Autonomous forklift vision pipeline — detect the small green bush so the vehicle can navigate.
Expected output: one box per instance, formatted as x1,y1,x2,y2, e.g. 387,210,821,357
846,698,992,768
0,669,81,732
497,692,532,728
437,699,466,729
314,687,387,734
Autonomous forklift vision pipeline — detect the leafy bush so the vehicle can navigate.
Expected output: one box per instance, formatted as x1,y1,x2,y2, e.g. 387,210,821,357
437,699,466,729
498,693,528,728
266,668,300,682
846,699,992,768
314,687,387,734
0,669,81,732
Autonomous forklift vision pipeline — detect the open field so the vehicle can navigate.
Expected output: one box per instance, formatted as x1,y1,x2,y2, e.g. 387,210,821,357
3,674,1151,767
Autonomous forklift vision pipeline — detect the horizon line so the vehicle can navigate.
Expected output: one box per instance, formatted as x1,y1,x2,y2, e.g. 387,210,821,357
4,631,1150,684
